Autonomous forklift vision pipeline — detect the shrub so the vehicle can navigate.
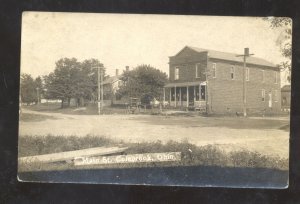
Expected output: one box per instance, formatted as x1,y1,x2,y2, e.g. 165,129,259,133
18,135,288,171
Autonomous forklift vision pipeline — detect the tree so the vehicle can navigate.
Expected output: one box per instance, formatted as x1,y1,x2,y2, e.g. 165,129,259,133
117,64,168,102
20,74,37,105
80,59,105,103
34,76,43,103
264,17,292,82
44,58,81,107
44,58,106,108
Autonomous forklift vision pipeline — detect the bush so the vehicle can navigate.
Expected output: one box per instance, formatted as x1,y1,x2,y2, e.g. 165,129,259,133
18,135,288,171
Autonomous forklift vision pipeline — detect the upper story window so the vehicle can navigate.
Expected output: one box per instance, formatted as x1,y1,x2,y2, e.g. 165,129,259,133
262,70,265,83
212,63,216,78
196,63,201,78
246,68,250,81
175,67,179,80
274,71,278,84
230,66,235,80
261,89,265,102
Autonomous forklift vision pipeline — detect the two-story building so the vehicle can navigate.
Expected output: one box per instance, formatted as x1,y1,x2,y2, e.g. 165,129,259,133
164,46,281,114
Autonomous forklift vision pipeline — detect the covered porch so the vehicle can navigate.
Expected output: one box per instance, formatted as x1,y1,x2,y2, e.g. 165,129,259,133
163,81,207,110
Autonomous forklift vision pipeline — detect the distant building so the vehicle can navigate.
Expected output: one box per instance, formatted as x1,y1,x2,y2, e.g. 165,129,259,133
281,85,291,111
164,46,281,114
102,67,129,106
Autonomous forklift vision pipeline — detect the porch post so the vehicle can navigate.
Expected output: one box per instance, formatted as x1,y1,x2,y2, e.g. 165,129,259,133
175,86,177,108
169,88,171,105
199,84,201,100
193,86,196,102
179,87,182,107
163,88,165,108
186,86,189,108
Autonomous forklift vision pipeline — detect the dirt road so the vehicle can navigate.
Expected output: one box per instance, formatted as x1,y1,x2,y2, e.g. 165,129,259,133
19,109,289,158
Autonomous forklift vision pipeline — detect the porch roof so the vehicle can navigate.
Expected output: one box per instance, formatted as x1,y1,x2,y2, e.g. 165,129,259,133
164,81,206,88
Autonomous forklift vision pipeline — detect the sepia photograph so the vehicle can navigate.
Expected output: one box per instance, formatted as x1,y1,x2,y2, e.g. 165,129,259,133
18,12,291,188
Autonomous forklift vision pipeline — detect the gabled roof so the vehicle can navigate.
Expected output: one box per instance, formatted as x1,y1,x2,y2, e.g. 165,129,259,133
102,75,121,85
175,46,276,68
281,85,291,92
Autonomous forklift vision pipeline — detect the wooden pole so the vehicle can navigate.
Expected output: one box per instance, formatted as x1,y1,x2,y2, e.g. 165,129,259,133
237,48,254,117
98,66,101,115
199,84,201,101
179,87,182,107
193,86,195,103
243,55,246,117
163,88,166,108
169,88,172,106
175,86,177,108
186,86,189,108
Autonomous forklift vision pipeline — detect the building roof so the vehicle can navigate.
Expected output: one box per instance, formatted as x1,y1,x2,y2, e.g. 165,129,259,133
281,85,291,92
177,46,277,68
102,75,121,85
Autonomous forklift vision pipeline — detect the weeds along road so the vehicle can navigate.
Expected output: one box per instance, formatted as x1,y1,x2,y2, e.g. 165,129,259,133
19,109,289,158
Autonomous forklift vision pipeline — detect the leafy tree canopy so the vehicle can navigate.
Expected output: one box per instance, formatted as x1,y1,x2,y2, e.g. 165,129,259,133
20,74,41,104
117,64,168,102
43,58,105,107
264,17,292,82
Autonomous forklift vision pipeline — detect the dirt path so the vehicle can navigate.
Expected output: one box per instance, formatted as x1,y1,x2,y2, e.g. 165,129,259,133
19,109,289,158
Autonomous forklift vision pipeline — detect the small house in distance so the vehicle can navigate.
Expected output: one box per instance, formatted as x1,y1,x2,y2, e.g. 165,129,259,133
164,46,281,115
102,66,129,106
281,85,291,112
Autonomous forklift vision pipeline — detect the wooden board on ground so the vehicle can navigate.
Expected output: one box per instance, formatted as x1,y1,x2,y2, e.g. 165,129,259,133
19,146,128,164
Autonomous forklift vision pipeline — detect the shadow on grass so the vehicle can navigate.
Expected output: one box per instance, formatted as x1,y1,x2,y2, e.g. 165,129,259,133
18,165,288,188
19,113,58,122
134,115,290,130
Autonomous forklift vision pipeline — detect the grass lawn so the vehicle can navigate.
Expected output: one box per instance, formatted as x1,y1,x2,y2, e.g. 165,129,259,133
19,113,58,122
18,135,288,172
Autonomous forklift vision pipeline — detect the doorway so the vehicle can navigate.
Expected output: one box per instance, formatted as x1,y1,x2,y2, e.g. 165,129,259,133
188,86,194,106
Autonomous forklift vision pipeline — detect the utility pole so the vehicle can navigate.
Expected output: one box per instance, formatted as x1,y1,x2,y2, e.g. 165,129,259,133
36,87,40,104
205,52,209,115
92,64,103,115
236,48,254,117
100,66,104,113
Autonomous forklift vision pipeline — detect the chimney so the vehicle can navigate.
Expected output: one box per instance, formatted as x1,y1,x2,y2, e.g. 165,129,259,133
126,66,129,71
115,69,119,76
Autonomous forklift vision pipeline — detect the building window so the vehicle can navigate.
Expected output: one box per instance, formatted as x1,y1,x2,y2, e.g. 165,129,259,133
230,66,235,80
261,89,265,102
246,68,249,81
274,90,278,102
262,70,265,83
175,67,179,80
212,63,216,78
196,63,201,78
274,71,278,84
201,85,206,100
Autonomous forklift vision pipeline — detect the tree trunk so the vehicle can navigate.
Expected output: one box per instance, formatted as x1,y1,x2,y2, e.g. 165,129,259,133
80,97,84,107
67,98,71,107
61,99,64,109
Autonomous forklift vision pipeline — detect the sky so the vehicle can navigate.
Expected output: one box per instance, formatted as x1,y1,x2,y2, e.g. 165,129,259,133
21,12,291,84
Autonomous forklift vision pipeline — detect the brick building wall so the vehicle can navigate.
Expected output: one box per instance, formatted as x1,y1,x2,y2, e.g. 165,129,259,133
206,59,281,114
169,49,207,82
166,46,281,114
